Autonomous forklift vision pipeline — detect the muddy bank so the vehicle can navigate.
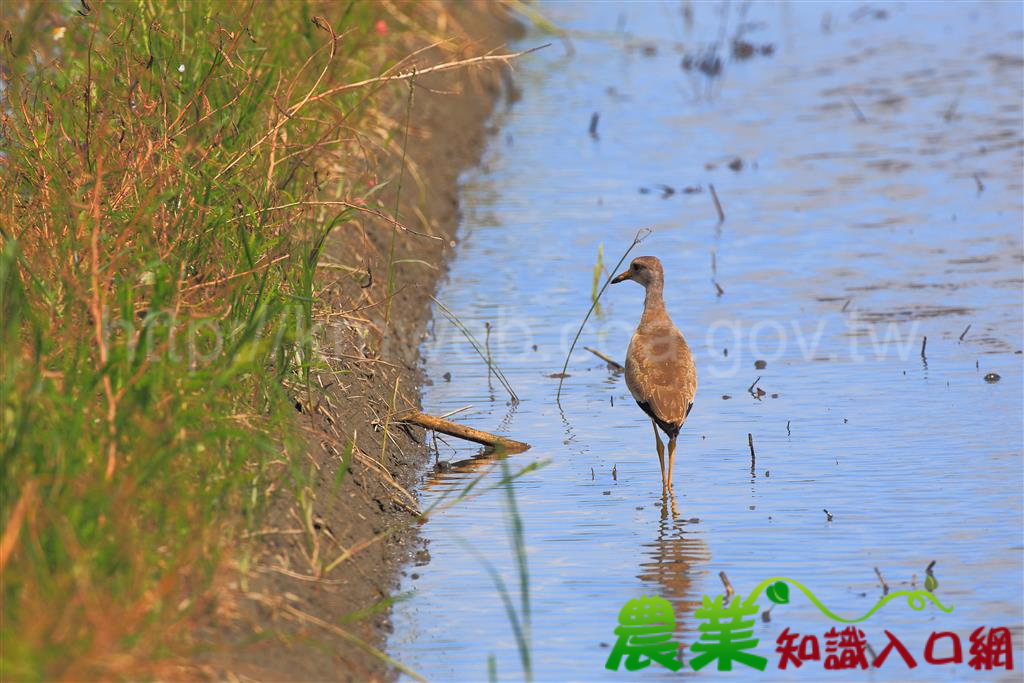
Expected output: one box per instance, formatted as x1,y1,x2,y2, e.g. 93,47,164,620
202,5,523,681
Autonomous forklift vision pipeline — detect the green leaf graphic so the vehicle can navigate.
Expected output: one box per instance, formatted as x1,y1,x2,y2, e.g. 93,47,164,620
766,581,790,604
925,573,938,592
745,575,953,623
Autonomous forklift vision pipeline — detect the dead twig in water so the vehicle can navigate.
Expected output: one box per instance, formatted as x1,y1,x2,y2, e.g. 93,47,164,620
959,324,971,342
485,322,494,384
395,409,530,454
874,566,889,595
920,336,927,360
556,228,652,402
846,95,867,122
748,433,756,476
719,571,735,601
709,183,725,224
584,346,625,372
943,97,959,122
588,112,600,139
432,297,518,403
439,405,474,420
973,173,984,194
748,376,761,394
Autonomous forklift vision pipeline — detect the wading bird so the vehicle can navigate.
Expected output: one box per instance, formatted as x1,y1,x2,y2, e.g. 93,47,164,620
611,256,697,488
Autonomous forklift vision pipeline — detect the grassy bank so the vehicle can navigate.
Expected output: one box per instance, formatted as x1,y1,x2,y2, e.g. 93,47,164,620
0,1,511,677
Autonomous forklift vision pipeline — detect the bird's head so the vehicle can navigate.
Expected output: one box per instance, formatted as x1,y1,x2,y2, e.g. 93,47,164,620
611,255,663,288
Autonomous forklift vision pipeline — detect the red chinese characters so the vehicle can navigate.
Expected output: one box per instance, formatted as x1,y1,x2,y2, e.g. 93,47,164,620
775,626,1013,671
776,627,821,669
823,626,869,670
969,627,1014,670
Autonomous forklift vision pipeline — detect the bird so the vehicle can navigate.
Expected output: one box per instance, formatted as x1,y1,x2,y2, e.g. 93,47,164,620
611,256,697,488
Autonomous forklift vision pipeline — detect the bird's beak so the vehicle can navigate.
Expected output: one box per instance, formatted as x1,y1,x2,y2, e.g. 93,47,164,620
611,270,631,284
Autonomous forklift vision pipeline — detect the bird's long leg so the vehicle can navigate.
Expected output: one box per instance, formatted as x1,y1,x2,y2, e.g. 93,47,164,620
666,436,678,488
652,419,666,485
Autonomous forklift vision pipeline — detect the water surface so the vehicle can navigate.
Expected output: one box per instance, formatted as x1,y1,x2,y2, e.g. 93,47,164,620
389,2,1023,680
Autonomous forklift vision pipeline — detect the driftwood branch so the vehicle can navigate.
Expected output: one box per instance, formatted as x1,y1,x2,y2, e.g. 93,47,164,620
396,410,530,454
719,571,735,600
584,346,625,372
709,183,725,224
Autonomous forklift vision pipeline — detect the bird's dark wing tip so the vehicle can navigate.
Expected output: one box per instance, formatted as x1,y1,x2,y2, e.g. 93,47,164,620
636,400,681,438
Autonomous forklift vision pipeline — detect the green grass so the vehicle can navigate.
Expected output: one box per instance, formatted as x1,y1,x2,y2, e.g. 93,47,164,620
453,457,538,682
0,1,437,677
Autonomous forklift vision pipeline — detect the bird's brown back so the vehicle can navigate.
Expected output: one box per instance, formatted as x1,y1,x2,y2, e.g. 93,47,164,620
625,318,697,434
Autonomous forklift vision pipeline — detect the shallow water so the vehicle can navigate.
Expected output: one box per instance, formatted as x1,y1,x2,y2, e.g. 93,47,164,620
388,2,1023,680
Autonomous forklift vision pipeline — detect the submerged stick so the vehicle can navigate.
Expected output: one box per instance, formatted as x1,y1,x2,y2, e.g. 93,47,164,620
396,410,530,454
556,228,651,402
432,297,518,403
485,322,494,383
709,183,725,224
874,566,889,595
846,95,867,122
719,571,735,599
584,346,625,372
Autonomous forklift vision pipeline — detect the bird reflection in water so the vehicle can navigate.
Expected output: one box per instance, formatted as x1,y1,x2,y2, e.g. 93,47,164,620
636,488,710,643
